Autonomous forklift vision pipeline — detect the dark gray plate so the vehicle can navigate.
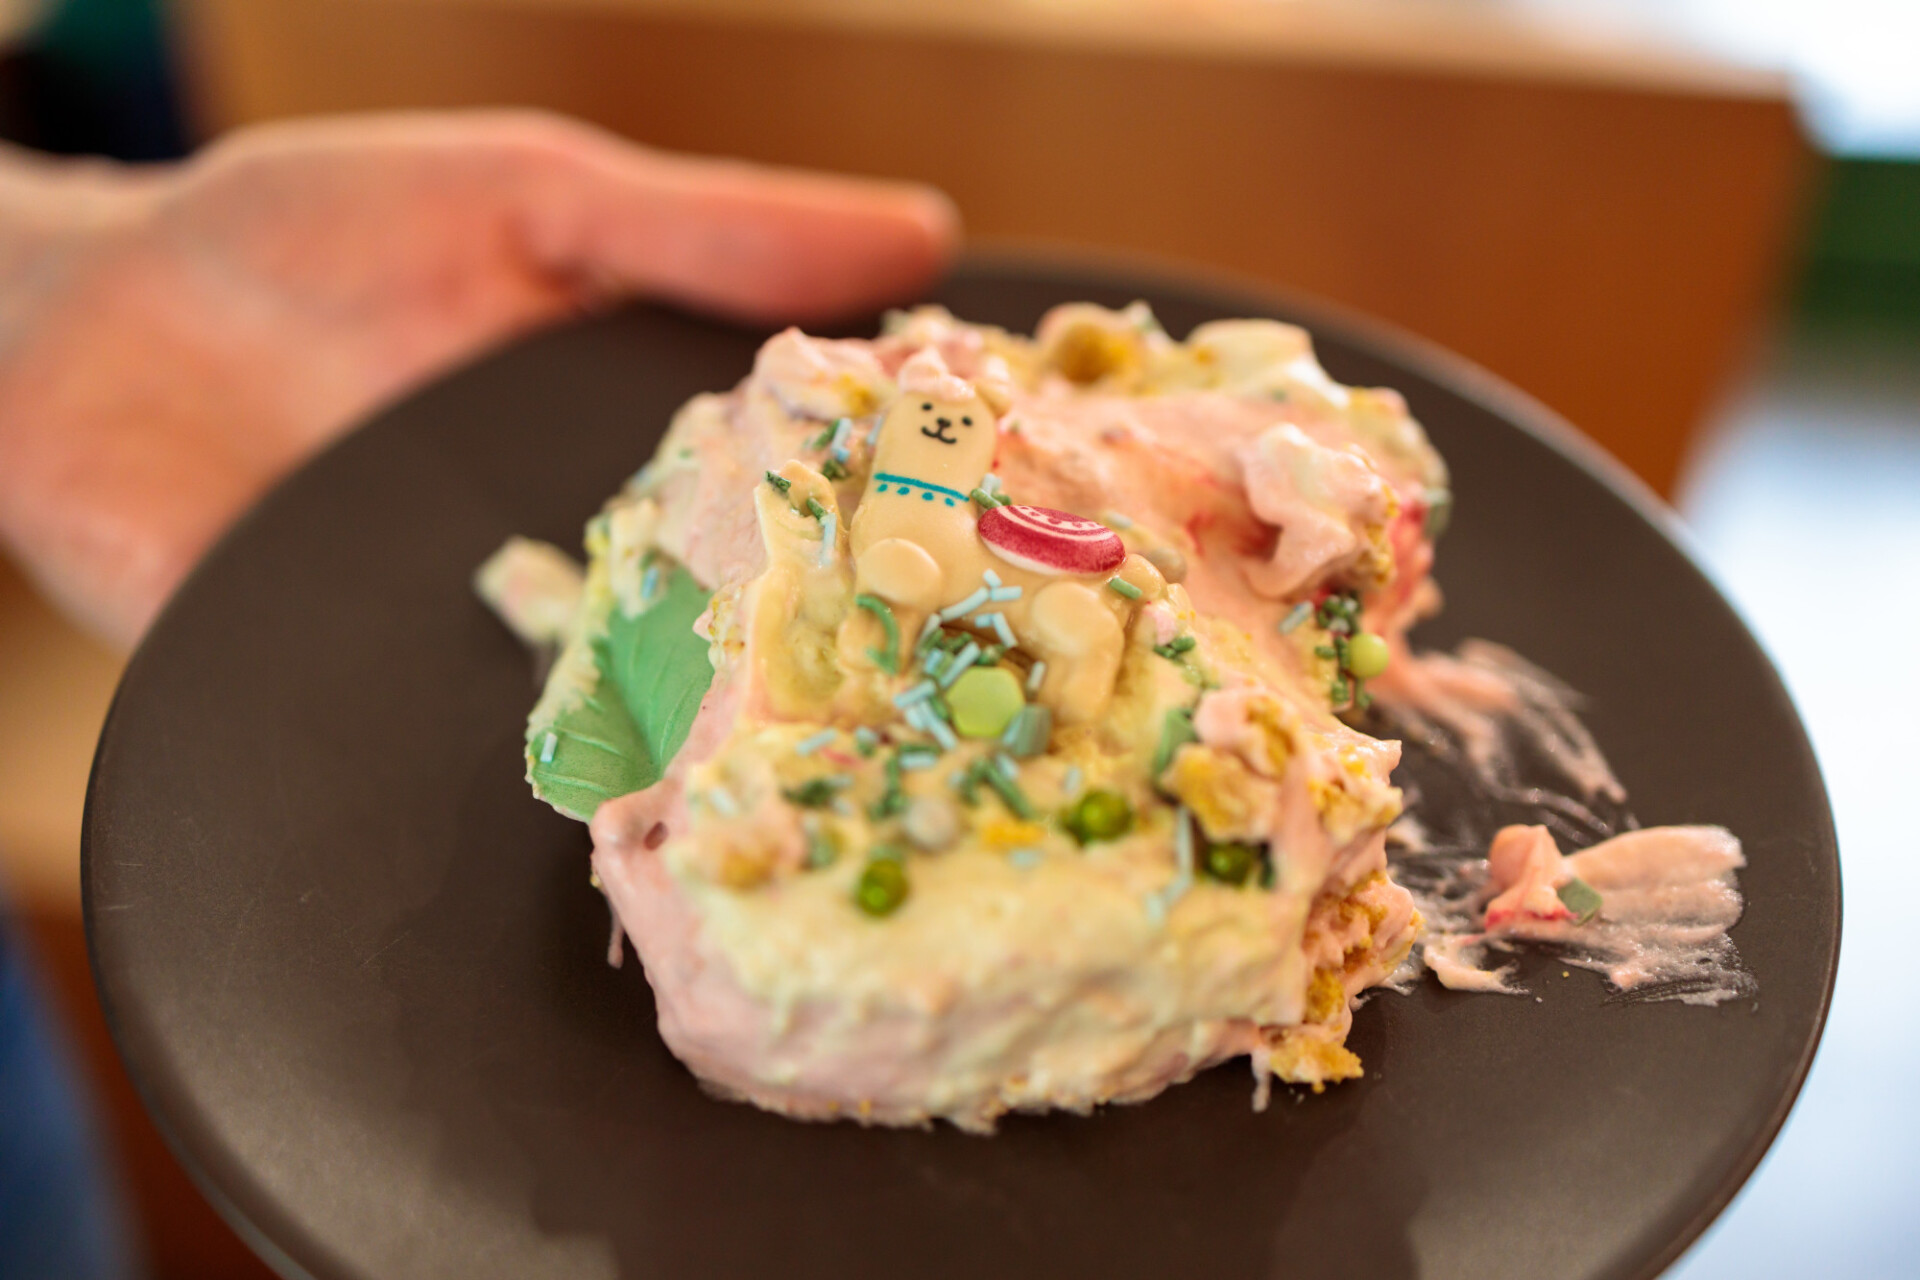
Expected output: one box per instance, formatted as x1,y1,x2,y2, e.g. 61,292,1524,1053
85,258,1838,1280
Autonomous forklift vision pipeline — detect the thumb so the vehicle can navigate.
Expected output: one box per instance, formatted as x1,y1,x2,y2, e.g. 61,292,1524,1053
516,122,961,324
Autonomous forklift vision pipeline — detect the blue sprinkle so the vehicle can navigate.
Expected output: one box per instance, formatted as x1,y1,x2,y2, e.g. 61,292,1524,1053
992,753,1019,781
982,473,1002,494
1008,849,1042,870
708,786,740,818
983,569,1003,588
832,445,851,463
1103,510,1135,530
899,749,940,771
939,588,991,621
818,513,837,566
1063,765,1082,794
1279,602,1312,633
894,680,937,708
922,648,950,680
829,417,852,451
539,731,557,763
795,729,836,756
1026,661,1047,693
866,418,884,447
986,612,1017,647
987,585,1023,602
854,727,879,752
640,563,660,604
926,718,958,751
940,641,980,686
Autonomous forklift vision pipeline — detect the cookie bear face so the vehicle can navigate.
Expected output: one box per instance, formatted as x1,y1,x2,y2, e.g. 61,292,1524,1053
870,391,997,498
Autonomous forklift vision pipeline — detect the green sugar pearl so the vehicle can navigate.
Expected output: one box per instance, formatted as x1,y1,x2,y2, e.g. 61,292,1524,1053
947,666,1026,739
1202,841,1261,887
855,858,910,917
1062,788,1133,845
1344,631,1391,680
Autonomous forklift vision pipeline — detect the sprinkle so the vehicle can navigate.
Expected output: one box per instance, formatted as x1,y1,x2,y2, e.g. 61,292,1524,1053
983,611,1017,647
807,424,835,450
1003,705,1053,758
1154,634,1198,661
979,758,1036,819
926,718,958,751
805,496,829,520
898,746,941,771
922,648,950,681
866,418,884,447
708,786,740,817
1147,809,1198,924
981,472,1002,494
992,752,1019,781
916,614,942,651
987,585,1023,602
1153,707,1199,775
939,587,991,621
829,417,852,452
1102,510,1135,530
855,594,900,673
974,644,1004,667
894,680,937,708
764,470,792,494
853,727,879,756
868,755,908,820
821,457,849,481
940,640,980,686
1279,602,1312,633
1026,661,1047,693
982,569,1002,589
817,513,837,566
1063,765,1083,795
640,563,661,605
795,729,836,756
1107,576,1143,600
1008,849,1042,870
539,732,557,763
970,488,998,508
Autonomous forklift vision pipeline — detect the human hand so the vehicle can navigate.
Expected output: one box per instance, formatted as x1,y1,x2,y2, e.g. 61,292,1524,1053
0,110,958,648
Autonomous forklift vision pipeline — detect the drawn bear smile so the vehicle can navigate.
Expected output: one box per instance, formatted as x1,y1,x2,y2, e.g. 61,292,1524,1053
920,419,959,444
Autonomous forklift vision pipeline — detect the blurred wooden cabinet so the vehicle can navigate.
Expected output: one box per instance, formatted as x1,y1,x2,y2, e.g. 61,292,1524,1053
174,0,1810,496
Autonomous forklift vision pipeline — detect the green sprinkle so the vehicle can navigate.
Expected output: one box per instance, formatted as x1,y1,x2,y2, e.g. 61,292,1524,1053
855,858,910,917
869,752,908,820
1345,631,1390,680
970,488,998,508
1313,645,1337,660
1153,707,1199,776
948,666,1026,739
1201,840,1262,887
975,643,1005,666
1557,877,1603,924
805,496,829,520
782,776,848,808
1062,789,1133,845
1107,576,1143,600
853,727,879,757
1003,704,1053,758
821,458,850,482
855,593,901,674
763,470,792,494
807,425,835,450
1154,633,1198,661
980,759,1036,820
1330,676,1351,705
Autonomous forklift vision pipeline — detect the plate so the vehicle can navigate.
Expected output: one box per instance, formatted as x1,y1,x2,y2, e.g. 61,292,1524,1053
84,258,1839,1280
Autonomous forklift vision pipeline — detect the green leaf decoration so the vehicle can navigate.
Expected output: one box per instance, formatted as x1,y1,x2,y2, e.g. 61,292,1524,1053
525,559,714,821
1556,876,1604,925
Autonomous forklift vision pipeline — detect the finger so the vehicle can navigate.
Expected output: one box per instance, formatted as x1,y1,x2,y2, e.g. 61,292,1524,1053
513,120,961,324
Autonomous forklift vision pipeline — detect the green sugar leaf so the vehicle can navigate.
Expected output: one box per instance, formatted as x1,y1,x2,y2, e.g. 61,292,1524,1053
1557,876,1604,925
526,559,714,821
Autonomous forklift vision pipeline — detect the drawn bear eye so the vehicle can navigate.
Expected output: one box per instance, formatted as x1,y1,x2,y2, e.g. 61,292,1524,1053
922,403,932,411
962,417,973,426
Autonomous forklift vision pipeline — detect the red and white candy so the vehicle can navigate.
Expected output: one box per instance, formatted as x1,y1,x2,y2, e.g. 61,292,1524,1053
978,505,1126,576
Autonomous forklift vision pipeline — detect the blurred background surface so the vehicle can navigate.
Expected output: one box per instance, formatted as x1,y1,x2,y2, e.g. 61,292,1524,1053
0,0,1912,1275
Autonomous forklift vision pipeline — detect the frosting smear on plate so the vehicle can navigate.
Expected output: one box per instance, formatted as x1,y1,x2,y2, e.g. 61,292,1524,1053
479,303,1749,1131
